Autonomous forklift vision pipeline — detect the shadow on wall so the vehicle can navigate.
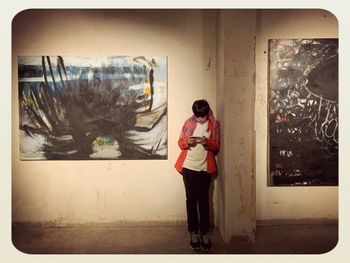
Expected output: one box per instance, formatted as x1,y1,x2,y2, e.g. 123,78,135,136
209,173,218,232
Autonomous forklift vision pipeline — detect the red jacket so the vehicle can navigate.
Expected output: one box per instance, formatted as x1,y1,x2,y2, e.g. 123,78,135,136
175,115,220,174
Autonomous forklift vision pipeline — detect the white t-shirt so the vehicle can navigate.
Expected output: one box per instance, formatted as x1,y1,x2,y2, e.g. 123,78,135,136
183,121,211,172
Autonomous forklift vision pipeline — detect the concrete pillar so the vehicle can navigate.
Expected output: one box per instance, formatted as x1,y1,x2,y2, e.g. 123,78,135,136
216,10,257,242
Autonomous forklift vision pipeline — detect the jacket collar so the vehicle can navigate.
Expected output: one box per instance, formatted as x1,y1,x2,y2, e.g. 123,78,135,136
189,114,216,125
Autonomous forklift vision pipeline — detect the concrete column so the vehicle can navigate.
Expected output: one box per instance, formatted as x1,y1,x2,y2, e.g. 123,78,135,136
216,10,257,242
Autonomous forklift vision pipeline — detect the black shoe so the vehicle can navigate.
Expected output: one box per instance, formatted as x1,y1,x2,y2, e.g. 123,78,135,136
200,234,212,251
189,232,201,251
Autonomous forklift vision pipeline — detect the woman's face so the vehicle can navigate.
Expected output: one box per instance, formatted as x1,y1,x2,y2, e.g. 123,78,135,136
195,115,208,124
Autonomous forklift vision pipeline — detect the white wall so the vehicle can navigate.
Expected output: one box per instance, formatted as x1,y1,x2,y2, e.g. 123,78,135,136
12,9,218,225
12,9,339,228
255,9,339,221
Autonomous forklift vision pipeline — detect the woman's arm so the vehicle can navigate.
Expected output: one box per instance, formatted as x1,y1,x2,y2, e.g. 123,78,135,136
178,121,190,150
204,121,220,154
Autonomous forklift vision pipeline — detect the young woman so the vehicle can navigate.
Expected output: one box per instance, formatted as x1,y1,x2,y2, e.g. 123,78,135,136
175,99,220,252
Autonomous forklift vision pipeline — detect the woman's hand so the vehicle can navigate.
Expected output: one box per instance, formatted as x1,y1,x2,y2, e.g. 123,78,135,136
187,137,197,147
199,136,208,146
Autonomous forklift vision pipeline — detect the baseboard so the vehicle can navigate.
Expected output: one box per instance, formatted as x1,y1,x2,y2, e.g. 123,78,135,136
13,218,338,229
12,220,187,228
256,218,338,226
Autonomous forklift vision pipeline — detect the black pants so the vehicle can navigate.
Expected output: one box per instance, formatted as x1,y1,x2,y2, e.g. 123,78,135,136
182,167,212,234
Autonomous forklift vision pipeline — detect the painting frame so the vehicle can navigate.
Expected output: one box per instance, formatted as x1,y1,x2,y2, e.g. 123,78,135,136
18,55,168,160
268,38,338,186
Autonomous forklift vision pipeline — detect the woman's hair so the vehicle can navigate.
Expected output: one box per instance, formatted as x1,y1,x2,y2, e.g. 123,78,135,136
192,99,210,117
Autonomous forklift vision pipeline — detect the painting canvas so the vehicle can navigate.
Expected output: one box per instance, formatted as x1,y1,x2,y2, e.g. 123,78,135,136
268,39,338,186
18,56,168,160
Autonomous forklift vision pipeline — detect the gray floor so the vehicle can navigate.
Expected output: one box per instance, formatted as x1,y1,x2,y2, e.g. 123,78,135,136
12,223,338,254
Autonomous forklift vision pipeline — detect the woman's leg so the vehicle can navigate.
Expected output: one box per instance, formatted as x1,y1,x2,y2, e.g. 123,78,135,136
182,168,199,233
198,171,212,235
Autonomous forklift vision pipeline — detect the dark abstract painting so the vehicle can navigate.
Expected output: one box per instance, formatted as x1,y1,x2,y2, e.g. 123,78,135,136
268,39,338,186
18,56,167,160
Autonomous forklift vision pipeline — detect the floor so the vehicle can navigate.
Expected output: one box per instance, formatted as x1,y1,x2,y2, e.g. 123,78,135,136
12,223,338,254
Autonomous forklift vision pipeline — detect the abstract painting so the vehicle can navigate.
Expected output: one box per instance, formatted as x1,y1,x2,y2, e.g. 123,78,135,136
18,56,167,160
268,39,338,186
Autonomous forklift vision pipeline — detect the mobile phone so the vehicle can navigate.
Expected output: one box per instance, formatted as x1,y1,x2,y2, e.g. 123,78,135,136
189,136,202,142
